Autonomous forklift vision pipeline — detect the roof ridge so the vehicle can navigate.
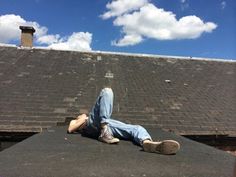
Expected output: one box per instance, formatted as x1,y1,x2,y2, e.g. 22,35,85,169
0,44,235,63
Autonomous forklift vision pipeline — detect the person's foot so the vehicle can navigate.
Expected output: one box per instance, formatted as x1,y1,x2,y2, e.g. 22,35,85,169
143,140,180,155
98,125,119,144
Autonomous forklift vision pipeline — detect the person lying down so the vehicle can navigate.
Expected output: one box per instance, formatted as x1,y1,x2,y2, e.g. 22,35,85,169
68,88,180,155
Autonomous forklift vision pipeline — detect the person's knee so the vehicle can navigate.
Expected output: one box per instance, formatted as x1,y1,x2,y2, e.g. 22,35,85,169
135,125,149,137
101,87,113,98
136,125,145,131
102,87,113,94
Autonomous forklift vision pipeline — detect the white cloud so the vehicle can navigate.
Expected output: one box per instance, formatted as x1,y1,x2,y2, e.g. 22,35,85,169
0,14,92,51
37,34,61,45
102,2,217,46
48,32,92,51
0,14,26,43
101,0,148,19
112,33,143,46
0,14,48,43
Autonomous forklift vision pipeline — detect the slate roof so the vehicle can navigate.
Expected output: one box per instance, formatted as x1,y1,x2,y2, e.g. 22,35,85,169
0,46,235,136
0,126,235,177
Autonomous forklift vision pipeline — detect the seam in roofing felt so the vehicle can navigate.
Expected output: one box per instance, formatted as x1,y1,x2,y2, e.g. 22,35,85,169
0,44,235,63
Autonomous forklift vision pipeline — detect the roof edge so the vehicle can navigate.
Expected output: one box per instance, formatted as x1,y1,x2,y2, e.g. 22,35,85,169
0,44,235,63
32,46,236,63
0,43,17,47
92,50,236,63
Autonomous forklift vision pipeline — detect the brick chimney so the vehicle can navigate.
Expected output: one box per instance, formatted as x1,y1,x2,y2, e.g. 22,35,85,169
19,26,35,47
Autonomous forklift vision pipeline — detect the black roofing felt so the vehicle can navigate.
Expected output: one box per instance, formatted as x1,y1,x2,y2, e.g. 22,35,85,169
0,46,236,136
0,126,235,177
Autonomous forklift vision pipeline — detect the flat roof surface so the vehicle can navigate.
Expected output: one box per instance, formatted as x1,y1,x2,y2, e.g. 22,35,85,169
0,126,235,177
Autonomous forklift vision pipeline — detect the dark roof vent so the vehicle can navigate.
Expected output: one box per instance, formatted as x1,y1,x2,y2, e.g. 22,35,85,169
19,26,35,48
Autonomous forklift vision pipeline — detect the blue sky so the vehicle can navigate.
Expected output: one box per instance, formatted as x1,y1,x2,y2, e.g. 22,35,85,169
0,0,235,60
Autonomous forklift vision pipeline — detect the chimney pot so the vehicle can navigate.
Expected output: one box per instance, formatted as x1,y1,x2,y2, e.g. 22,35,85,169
19,26,35,48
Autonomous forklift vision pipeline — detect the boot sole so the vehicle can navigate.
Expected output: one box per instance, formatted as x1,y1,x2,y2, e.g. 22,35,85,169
98,137,120,144
143,140,180,155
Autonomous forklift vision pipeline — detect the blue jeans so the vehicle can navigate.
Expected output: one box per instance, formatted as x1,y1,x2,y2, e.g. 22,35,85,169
85,88,152,146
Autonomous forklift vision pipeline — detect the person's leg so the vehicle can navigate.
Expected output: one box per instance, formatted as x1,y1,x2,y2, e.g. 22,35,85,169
107,119,152,145
88,88,119,144
89,87,114,129
108,119,180,154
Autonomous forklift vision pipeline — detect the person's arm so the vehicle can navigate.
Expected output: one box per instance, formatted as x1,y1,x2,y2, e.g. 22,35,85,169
67,114,88,133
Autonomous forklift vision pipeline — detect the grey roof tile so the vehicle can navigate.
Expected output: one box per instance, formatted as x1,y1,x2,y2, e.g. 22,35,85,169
0,46,235,136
